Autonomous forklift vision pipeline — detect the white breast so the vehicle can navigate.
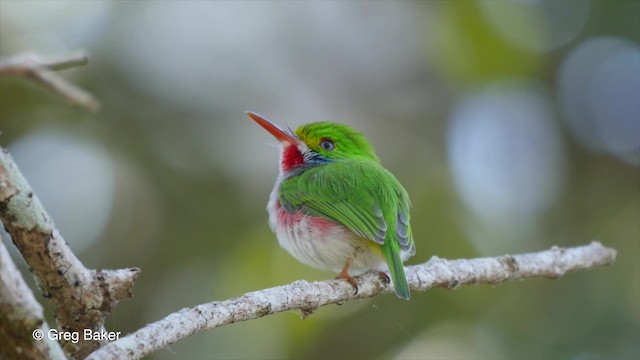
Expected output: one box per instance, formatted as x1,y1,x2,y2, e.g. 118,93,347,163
266,178,385,274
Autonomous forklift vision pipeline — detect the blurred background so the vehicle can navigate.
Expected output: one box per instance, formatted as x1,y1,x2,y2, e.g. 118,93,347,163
1,1,638,359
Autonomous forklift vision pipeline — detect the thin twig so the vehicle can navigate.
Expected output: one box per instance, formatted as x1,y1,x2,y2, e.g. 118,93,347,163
0,50,100,112
0,148,139,359
0,51,89,71
86,241,616,360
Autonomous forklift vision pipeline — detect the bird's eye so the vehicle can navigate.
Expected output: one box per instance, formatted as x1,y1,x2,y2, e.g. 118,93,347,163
320,139,334,151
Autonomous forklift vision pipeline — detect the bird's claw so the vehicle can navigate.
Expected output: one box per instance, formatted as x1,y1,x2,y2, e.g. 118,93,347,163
336,274,359,295
377,271,391,285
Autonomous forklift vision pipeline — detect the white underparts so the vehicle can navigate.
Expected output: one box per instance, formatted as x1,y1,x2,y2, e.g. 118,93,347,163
267,176,386,275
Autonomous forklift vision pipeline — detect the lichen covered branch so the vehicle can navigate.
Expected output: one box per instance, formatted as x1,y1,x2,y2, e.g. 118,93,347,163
0,235,66,360
86,241,616,360
0,149,139,359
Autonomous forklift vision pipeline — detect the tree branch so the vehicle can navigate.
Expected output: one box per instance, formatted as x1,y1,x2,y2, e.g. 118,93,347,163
0,148,140,359
86,241,616,360
0,50,100,112
0,233,66,360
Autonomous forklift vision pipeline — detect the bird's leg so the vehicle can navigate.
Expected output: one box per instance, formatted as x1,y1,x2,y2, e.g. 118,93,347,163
336,258,358,295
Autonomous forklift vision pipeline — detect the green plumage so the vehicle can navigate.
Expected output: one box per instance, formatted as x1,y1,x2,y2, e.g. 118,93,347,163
279,123,415,299
248,112,416,300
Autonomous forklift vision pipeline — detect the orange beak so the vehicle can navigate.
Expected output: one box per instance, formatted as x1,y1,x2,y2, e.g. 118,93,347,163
246,111,297,144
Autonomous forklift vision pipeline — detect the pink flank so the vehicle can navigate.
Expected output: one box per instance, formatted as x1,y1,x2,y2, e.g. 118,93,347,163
268,188,385,273
275,200,336,241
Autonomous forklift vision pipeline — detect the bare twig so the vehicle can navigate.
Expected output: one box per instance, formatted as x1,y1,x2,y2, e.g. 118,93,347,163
86,241,616,360
0,149,139,359
0,50,100,111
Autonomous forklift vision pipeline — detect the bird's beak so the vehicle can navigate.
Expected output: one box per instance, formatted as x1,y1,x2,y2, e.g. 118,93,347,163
246,111,296,144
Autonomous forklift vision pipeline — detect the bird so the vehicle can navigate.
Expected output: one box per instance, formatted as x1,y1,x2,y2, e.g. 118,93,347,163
247,111,415,299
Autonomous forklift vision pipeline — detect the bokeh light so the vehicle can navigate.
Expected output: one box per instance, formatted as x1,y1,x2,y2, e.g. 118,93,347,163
448,81,565,253
9,127,115,254
558,37,640,165
478,0,590,53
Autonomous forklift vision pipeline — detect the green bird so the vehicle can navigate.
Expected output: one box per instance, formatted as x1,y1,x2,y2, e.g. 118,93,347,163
247,111,415,299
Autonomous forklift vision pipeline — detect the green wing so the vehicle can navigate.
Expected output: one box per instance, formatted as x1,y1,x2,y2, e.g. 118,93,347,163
278,160,414,254
279,159,415,299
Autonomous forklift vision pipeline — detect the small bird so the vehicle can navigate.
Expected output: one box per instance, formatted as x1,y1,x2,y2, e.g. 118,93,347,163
247,111,415,299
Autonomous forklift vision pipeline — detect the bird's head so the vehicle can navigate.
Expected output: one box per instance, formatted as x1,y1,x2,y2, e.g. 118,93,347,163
247,111,379,173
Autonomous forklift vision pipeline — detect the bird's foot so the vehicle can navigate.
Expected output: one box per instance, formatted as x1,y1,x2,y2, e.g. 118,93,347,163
336,259,358,295
335,272,358,295
377,271,391,285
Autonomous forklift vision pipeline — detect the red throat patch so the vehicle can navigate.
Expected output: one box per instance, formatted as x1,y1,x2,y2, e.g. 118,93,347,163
281,144,304,172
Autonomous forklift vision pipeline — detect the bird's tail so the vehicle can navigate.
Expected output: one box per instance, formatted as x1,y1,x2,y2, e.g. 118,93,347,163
383,240,410,300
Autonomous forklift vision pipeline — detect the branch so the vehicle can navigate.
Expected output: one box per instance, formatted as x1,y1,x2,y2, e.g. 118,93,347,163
86,241,616,360
0,148,140,359
0,50,100,112
0,234,66,360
